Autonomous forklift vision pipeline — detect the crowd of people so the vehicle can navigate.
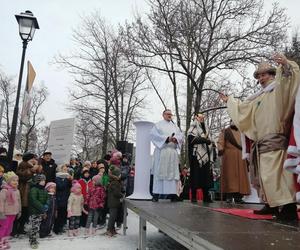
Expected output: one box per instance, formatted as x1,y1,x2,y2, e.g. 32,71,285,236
0,148,135,249
0,53,299,249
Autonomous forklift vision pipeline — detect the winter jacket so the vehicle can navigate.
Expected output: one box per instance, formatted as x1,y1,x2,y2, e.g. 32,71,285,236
28,184,49,215
67,193,84,216
78,178,93,201
0,155,9,172
107,178,123,209
40,193,56,238
0,184,21,215
68,164,82,180
55,173,71,208
85,185,106,209
40,158,57,183
17,161,36,207
102,174,109,188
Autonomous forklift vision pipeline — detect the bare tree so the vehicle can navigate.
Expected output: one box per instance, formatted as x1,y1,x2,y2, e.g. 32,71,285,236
125,0,288,129
0,71,15,145
55,13,147,157
35,125,50,156
285,32,300,66
20,84,49,152
74,112,103,160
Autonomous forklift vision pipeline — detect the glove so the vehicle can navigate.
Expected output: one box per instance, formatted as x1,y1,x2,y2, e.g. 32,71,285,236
43,204,49,212
83,204,89,211
67,210,73,218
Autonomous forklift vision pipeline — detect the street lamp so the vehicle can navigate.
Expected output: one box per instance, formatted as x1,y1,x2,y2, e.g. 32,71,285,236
7,10,39,162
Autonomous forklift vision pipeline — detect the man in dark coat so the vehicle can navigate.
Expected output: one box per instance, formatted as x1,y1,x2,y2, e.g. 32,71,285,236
0,147,9,172
187,114,213,203
40,151,57,183
14,152,41,235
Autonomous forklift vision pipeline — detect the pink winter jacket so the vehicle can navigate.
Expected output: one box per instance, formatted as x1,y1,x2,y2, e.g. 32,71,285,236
85,185,106,209
0,185,21,215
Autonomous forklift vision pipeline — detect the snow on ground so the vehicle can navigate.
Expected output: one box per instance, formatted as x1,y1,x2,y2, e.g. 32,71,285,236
10,210,187,250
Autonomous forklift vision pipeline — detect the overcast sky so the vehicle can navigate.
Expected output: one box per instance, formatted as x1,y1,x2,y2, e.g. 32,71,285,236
1,0,300,125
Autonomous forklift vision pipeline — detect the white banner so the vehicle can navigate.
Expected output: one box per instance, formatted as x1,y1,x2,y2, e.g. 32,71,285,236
48,118,75,165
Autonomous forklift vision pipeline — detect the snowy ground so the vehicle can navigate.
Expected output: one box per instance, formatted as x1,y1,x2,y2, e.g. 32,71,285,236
10,210,187,250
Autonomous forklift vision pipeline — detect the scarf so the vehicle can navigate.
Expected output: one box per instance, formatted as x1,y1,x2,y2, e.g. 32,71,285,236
241,80,277,160
187,120,210,165
56,172,70,179
2,183,17,205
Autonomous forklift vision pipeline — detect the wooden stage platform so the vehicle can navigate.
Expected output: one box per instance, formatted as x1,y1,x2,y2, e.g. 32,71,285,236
123,199,300,250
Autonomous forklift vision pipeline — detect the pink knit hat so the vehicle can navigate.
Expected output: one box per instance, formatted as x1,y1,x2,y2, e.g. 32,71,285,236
71,180,82,193
45,182,56,191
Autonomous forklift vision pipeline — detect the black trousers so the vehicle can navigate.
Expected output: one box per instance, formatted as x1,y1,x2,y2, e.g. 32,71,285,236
53,206,67,234
107,208,118,231
116,203,124,226
14,206,29,234
80,212,87,227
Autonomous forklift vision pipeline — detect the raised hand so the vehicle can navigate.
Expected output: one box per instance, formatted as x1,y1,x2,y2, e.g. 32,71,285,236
219,93,229,103
273,53,288,66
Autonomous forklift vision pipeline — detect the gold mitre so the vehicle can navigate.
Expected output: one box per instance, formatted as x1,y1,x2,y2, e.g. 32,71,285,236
253,61,276,79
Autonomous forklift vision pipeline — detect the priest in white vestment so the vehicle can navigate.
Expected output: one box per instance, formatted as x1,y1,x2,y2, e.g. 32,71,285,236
150,109,184,201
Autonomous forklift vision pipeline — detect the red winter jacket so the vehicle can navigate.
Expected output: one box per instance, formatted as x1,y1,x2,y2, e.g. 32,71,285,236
85,185,106,209
78,178,93,201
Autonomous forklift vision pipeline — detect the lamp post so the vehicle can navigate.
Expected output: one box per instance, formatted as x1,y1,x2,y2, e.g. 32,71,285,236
7,10,39,162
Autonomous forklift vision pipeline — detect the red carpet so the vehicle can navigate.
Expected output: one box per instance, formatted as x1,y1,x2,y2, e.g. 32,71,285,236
211,208,273,220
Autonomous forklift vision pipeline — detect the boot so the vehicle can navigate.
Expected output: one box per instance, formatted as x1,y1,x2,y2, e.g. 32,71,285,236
253,204,278,215
276,203,298,221
191,189,197,203
68,230,74,237
152,194,159,202
170,194,182,202
203,189,213,203
91,228,96,235
73,229,79,236
2,237,10,250
30,240,38,249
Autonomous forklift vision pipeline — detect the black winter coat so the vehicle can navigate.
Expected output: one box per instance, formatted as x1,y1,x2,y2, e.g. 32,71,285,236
188,134,213,190
55,176,71,208
41,158,57,183
107,178,123,208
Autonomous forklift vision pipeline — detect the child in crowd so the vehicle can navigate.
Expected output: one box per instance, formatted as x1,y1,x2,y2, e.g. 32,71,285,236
40,182,56,238
106,166,123,237
28,174,48,249
85,175,106,235
0,172,21,250
89,161,99,178
53,164,72,235
97,164,109,227
98,164,109,187
67,181,87,237
78,169,93,227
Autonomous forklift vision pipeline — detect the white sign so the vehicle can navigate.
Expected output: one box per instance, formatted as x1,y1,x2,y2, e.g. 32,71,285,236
48,118,75,165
